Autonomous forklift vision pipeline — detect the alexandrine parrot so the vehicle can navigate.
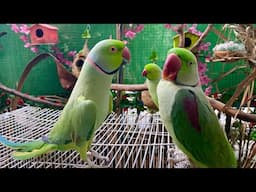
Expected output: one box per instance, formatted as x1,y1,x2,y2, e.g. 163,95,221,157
0,39,130,165
157,47,237,168
142,63,162,108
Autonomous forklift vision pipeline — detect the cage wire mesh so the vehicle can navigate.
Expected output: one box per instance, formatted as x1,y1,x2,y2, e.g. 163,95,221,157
0,106,190,168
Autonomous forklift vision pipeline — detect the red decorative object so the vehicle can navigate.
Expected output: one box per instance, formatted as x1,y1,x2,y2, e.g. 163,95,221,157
28,24,58,45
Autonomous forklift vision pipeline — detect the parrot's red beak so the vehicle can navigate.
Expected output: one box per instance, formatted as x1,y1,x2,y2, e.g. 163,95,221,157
142,69,147,77
122,46,131,64
162,53,181,81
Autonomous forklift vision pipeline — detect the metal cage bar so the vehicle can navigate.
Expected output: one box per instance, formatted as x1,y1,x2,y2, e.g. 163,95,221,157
0,106,189,168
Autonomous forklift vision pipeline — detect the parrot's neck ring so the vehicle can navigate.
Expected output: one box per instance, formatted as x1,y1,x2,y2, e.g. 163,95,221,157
176,81,199,87
87,57,124,75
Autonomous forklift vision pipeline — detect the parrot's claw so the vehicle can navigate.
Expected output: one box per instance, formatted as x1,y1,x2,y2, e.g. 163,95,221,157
87,149,109,162
167,148,176,154
167,147,191,168
85,150,109,168
86,158,108,168
167,157,188,164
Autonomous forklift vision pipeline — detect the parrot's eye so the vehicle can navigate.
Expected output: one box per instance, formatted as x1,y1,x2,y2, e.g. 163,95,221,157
188,61,193,65
109,46,117,53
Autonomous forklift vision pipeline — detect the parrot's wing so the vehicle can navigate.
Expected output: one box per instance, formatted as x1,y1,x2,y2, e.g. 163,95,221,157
70,96,97,160
171,89,237,167
9,97,97,161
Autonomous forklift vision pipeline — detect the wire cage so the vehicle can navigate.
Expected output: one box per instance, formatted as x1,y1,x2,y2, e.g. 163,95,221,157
0,106,190,168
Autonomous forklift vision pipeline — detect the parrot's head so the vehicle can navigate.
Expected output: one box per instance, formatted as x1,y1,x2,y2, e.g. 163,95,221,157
162,47,199,87
86,39,130,75
142,63,162,81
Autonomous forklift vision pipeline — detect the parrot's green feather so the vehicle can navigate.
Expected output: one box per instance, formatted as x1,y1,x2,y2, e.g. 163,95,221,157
71,99,96,144
142,63,162,107
0,39,130,161
171,89,237,168
158,47,237,168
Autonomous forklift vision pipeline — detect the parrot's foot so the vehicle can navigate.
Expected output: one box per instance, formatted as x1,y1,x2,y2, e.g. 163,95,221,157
86,158,108,168
86,150,109,168
87,149,109,162
167,157,188,165
167,148,190,168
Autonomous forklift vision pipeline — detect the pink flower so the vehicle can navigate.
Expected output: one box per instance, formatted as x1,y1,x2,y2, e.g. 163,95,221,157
67,50,77,57
164,24,172,29
125,30,136,39
64,59,72,66
19,24,30,35
135,24,144,33
30,46,39,53
204,86,212,96
198,42,211,51
200,75,210,85
188,27,202,36
198,62,207,74
20,35,29,42
11,24,20,33
24,42,31,48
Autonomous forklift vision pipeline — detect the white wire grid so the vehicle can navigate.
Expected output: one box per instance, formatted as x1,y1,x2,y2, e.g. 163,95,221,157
0,106,190,168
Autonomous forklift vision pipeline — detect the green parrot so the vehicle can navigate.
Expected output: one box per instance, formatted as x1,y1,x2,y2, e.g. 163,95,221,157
157,47,237,168
141,63,162,107
0,39,130,165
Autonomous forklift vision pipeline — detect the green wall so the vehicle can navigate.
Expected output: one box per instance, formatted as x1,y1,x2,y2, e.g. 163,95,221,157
0,24,115,97
0,24,248,99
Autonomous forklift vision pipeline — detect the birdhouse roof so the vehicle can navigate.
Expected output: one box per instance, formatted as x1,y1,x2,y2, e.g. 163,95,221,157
29,24,59,31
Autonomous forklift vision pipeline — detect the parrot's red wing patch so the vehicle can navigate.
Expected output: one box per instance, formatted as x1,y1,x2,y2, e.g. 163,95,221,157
183,91,201,132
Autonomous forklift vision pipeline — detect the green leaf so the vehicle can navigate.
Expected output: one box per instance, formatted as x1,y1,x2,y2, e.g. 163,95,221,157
81,29,91,39
149,50,158,63
250,131,256,141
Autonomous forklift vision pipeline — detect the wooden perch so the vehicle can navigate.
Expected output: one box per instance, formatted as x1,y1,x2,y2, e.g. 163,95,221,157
208,96,256,123
0,83,64,108
1,82,256,122
111,83,148,91
210,26,229,42
177,25,185,48
12,52,76,110
224,67,256,109
190,24,214,53
111,83,256,122
210,65,247,84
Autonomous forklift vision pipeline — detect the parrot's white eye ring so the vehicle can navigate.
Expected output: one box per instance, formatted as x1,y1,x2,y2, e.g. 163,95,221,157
109,46,117,53
188,61,193,65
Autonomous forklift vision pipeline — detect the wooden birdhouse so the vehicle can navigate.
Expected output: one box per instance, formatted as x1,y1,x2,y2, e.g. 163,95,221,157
173,31,200,49
28,24,59,45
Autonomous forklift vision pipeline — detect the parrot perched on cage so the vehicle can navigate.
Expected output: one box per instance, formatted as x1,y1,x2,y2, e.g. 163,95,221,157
71,50,113,115
157,47,237,168
142,63,162,108
0,39,130,166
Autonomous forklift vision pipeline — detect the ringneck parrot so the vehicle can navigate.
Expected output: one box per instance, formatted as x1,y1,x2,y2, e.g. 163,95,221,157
142,63,162,108
157,47,237,168
0,39,130,164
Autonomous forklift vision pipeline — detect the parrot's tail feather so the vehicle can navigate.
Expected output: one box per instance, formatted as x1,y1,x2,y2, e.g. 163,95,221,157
12,144,58,160
0,135,45,151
